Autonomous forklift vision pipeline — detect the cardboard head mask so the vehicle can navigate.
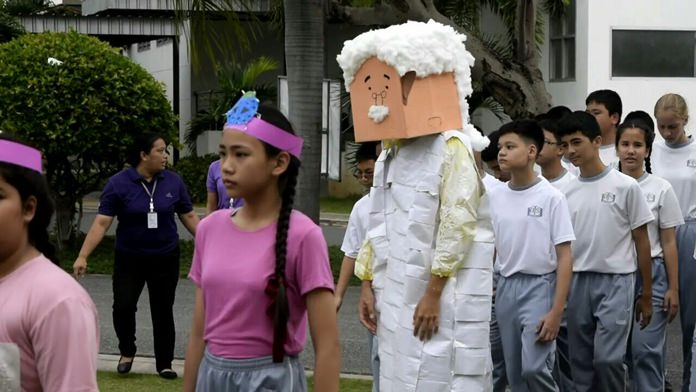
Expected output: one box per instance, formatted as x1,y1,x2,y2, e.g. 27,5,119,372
337,19,489,150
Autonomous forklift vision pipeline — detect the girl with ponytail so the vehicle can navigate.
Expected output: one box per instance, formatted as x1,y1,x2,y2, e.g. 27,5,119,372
0,134,99,391
184,94,340,392
615,119,682,391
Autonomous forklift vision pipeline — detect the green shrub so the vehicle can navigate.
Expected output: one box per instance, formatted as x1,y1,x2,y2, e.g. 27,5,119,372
0,31,177,245
173,153,219,204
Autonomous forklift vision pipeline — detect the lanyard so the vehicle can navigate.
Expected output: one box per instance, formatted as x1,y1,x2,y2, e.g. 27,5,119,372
141,179,158,212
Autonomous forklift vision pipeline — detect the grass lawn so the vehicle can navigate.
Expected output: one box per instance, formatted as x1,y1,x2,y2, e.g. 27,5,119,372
320,196,362,214
60,236,360,286
97,371,372,391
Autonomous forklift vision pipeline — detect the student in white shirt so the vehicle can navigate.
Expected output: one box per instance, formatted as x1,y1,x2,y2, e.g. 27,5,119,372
536,118,576,392
476,126,507,392
482,130,511,183
538,119,577,193
615,119,683,392
651,93,696,391
543,106,580,177
489,120,575,392
586,89,622,168
556,111,654,392
335,141,380,391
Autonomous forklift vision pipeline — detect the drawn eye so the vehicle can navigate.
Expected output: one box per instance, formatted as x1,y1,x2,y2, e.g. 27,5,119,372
385,85,389,90
368,87,372,90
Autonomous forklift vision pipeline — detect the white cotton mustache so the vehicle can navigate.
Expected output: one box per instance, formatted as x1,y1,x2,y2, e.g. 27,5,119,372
368,105,389,123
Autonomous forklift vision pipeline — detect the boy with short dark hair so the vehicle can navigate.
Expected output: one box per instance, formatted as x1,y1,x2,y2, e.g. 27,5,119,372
586,89,623,167
335,141,380,391
482,130,511,182
556,111,654,392
489,119,575,391
537,119,576,192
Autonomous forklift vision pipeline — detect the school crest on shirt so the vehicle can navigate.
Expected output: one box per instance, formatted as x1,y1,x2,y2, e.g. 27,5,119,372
645,193,656,203
527,205,543,217
687,159,696,168
601,192,616,203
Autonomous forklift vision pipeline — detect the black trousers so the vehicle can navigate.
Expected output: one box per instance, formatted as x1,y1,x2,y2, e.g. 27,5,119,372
112,247,180,372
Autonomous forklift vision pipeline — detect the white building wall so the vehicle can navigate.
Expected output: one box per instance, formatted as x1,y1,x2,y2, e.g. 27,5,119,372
123,36,192,154
545,0,696,125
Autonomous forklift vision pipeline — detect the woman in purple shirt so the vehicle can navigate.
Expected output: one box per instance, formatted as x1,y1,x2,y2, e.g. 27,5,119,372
205,159,244,216
73,133,200,379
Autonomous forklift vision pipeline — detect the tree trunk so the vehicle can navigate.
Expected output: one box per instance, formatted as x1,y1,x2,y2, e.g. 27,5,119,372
283,0,325,223
53,194,76,250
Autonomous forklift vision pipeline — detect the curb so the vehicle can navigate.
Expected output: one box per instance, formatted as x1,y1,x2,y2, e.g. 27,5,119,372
98,354,373,380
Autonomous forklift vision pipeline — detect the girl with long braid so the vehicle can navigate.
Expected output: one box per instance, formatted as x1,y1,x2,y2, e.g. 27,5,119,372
183,94,340,392
615,119,682,391
0,135,99,391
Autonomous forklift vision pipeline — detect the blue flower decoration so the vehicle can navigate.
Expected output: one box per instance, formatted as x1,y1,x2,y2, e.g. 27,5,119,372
226,91,260,126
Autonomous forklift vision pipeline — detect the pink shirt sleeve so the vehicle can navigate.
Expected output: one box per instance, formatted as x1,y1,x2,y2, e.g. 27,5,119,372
30,298,99,392
294,226,335,296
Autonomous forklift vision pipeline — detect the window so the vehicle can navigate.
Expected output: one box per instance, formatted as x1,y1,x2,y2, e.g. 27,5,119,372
137,41,151,52
612,30,696,77
549,1,575,81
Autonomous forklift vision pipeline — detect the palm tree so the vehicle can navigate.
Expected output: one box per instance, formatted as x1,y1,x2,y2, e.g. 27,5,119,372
282,0,324,222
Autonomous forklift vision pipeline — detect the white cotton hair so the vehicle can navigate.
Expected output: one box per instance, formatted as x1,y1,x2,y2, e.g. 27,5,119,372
337,19,489,151
368,105,389,123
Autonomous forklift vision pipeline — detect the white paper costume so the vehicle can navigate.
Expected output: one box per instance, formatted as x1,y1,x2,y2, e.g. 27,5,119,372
337,20,494,392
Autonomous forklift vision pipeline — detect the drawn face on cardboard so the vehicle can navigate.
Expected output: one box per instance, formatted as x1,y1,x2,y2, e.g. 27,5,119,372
349,57,462,142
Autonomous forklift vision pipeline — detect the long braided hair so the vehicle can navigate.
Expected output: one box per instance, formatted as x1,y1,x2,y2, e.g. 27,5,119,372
256,105,301,363
616,118,655,174
0,135,58,265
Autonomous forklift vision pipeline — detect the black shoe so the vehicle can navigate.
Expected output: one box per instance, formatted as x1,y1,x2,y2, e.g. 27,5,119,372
158,369,177,379
117,356,133,374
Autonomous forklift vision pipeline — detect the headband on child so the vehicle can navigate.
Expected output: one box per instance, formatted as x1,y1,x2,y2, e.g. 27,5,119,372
223,92,304,160
0,139,42,173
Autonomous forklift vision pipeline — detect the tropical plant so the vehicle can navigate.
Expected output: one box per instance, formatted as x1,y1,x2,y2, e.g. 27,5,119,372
185,56,278,155
0,31,178,246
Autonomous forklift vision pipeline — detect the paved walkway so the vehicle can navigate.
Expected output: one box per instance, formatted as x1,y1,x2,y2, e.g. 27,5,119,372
81,275,372,377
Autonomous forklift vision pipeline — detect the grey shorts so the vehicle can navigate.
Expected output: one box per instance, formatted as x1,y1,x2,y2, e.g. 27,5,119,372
195,349,306,392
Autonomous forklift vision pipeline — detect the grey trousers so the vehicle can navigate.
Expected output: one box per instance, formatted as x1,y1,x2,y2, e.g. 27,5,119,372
567,272,635,392
496,272,558,392
552,317,574,392
195,349,306,392
631,258,668,392
368,332,380,392
491,271,508,392
678,220,696,392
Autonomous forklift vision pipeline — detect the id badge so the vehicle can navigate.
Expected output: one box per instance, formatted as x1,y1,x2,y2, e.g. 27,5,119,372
147,212,158,229
0,343,20,392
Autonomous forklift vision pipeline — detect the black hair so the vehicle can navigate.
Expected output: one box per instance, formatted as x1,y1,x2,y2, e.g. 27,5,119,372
355,141,378,163
616,119,655,174
586,89,623,123
556,111,601,142
126,133,166,168
497,120,544,156
481,130,500,163
538,119,559,142
0,135,58,265
256,105,301,363
546,106,572,122
624,111,655,133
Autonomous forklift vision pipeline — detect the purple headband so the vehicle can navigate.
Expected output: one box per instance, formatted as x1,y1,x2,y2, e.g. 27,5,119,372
0,139,42,173
224,93,303,159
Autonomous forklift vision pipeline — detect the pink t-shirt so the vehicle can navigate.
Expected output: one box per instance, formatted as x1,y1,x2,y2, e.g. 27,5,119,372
189,209,334,359
0,255,99,392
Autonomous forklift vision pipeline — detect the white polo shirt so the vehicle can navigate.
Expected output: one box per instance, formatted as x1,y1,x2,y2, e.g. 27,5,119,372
636,173,684,259
489,178,575,278
564,167,654,273
599,144,619,169
547,169,577,193
651,138,696,220
340,194,370,258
